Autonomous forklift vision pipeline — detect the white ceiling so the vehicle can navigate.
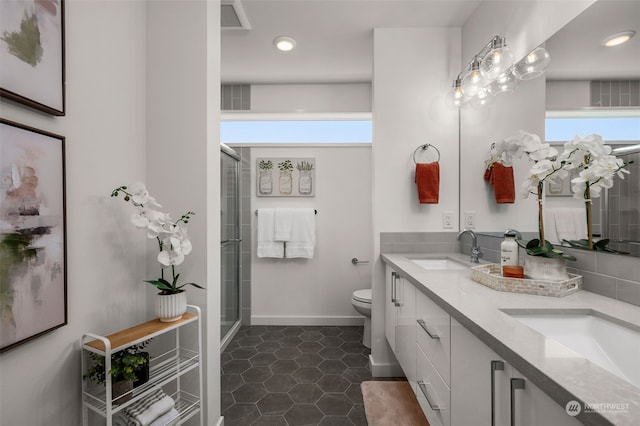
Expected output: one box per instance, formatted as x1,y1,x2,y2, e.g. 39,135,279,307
221,0,640,85
221,0,482,84
544,0,640,80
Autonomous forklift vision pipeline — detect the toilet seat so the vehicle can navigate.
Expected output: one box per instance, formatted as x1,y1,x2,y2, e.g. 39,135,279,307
352,289,371,304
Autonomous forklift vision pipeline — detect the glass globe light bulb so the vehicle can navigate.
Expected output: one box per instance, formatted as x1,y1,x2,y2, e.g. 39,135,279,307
488,70,519,96
470,87,494,109
480,37,514,81
513,47,551,80
446,79,466,108
461,58,484,97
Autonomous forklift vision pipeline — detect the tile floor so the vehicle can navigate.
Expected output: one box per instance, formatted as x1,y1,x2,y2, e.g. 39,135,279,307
221,325,378,426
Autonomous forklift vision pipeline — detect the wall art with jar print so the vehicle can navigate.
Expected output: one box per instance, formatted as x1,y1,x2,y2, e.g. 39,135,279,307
256,158,315,197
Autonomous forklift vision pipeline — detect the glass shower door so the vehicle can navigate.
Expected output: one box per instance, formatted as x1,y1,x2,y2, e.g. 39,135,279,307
220,145,241,340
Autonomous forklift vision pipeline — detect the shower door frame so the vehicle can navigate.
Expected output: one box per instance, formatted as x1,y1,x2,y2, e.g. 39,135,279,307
220,144,242,349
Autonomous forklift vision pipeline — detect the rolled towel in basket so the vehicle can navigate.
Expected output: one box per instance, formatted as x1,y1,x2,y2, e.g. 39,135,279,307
415,162,439,204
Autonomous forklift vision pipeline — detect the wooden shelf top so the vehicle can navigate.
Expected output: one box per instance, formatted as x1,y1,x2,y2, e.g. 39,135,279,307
85,313,197,352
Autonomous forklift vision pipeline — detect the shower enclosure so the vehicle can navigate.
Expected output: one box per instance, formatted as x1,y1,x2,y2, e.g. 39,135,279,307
220,144,241,344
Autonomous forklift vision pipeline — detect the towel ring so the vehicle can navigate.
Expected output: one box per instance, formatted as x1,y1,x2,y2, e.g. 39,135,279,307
413,144,441,164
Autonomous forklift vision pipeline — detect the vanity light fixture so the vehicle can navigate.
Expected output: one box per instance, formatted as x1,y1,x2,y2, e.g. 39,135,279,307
447,35,551,109
274,36,296,52
602,30,636,47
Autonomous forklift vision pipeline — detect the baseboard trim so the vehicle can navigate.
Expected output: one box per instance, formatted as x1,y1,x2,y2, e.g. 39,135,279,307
369,354,404,378
251,315,365,326
214,416,224,426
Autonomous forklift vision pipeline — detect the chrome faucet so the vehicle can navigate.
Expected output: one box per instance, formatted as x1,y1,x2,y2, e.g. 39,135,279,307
506,229,522,240
457,229,482,263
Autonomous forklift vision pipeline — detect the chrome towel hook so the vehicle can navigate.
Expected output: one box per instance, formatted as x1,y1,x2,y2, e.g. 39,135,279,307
413,144,441,164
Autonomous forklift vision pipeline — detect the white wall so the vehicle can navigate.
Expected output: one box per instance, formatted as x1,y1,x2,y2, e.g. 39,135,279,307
250,146,372,325
458,0,596,233
370,27,461,375
0,1,148,424
250,83,371,113
146,0,221,423
546,80,591,110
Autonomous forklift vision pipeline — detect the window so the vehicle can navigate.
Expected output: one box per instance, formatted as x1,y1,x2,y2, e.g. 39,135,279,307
220,118,372,144
545,111,640,143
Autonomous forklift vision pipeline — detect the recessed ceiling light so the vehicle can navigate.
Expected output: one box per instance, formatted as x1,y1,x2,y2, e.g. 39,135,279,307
602,30,635,47
274,36,296,52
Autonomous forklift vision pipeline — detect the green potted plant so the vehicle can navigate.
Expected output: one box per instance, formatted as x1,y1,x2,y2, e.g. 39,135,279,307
84,341,151,404
111,183,204,322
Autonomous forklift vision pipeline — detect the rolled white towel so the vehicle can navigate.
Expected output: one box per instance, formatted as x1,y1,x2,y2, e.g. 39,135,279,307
149,407,180,426
122,389,175,426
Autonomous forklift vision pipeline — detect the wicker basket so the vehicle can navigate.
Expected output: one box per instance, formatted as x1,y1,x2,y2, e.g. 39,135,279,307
471,264,582,298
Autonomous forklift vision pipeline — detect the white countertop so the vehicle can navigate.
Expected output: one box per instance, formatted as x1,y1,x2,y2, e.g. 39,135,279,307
381,252,640,426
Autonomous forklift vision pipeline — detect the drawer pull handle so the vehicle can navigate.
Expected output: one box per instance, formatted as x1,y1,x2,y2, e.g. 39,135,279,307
417,380,444,411
491,360,505,426
417,319,439,339
510,378,526,426
391,272,400,306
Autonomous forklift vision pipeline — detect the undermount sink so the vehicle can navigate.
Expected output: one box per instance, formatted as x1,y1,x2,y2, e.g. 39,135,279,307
502,309,640,388
409,257,468,270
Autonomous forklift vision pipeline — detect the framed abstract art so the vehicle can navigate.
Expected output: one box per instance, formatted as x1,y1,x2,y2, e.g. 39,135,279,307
0,118,67,353
0,0,65,115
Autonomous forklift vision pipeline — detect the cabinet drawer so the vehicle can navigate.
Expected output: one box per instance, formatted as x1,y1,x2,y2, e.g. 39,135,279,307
416,290,451,386
416,344,451,426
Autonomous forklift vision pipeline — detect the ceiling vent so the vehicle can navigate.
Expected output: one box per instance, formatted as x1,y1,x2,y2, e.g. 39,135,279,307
590,80,640,107
221,0,251,30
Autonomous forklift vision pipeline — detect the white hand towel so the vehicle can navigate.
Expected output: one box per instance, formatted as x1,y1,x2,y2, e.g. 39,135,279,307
148,408,180,426
285,208,316,258
257,208,284,258
274,208,295,241
122,389,175,426
554,207,586,242
543,209,560,244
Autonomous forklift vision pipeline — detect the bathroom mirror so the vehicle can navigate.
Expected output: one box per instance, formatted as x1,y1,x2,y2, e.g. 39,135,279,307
460,0,640,257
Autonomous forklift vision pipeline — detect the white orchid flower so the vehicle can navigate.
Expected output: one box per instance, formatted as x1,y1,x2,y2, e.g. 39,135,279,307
129,182,162,207
157,248,185,266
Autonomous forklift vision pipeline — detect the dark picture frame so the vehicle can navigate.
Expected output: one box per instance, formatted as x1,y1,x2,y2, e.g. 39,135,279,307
0,118,67,353
0,0,66,116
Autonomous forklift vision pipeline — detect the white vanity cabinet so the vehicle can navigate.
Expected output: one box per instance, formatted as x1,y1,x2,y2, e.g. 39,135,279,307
451,318,582,426
385,265,417,387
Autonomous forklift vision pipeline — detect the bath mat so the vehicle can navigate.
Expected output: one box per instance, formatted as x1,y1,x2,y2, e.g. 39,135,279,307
361,380,430,426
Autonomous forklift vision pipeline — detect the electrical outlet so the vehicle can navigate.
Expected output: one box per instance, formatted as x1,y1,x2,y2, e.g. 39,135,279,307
465,211,476,229
443,211,454,229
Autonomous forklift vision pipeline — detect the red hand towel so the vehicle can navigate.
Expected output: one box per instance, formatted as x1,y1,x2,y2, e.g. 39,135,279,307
491,162,515,203
415,162,440,204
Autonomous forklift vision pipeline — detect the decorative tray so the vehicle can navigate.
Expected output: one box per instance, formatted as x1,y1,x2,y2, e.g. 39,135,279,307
471,263,582,298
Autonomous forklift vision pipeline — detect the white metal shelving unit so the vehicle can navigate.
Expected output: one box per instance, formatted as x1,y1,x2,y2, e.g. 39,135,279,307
81,305,203,426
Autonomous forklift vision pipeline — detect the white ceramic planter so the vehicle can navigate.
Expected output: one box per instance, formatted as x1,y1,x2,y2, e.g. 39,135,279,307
524,254,569,281
155,291,187,322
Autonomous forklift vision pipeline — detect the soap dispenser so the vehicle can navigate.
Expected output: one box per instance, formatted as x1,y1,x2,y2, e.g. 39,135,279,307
500,231,520,276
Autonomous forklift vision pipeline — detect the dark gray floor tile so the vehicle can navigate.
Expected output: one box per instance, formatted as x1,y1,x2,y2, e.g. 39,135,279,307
224,359,252,375
341,341,367,354
316,375,350,393
231,347,258,359
279,335,304,346
238,335,265,347
275,346,302,360
261,331,286,341
317,393,354,416
222,403,261,425
320,336,343,347
344,383,364,404
264,374,298,393
256,341,282,353
341,353,368,368
284,404,324,426
319,416,355,426
242,366,274,383
244,326,267,336
343,367,372,384
319,347,346,360
320,327,342,336
295,353,323,367
288,383,325,404
257,393,295,415
299,331,323,341
270,359,300,374
233,383,268,403
282,326,305,336
221,373,244,393
221,392,235,413
250,352,278,367
348,404,367,426
292,367,323,383
318,359,348,375
298,341,323,353
251,415,288,426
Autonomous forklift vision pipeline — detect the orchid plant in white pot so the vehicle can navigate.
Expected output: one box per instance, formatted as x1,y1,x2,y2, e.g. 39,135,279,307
559,134,631,251
111,182,203,321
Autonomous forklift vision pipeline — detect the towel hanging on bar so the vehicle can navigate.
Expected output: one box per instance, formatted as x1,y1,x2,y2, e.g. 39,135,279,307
256,209,317,215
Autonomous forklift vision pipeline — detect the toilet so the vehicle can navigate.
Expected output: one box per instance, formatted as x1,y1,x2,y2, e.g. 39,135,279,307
351,289,372,349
